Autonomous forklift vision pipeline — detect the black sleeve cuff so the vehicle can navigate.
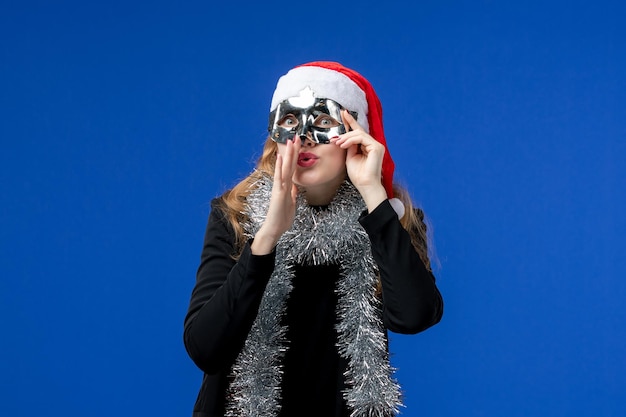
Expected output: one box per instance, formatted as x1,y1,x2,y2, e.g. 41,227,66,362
239,238,276,281
358,199,397,235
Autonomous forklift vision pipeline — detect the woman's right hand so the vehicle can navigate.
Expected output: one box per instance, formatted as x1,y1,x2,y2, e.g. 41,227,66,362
250,137,301,255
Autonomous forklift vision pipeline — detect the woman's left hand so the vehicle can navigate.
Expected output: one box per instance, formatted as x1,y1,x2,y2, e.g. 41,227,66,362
331,110,388,212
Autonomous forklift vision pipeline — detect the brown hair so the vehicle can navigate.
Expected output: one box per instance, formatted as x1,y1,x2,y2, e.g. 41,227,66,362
216,138,432,271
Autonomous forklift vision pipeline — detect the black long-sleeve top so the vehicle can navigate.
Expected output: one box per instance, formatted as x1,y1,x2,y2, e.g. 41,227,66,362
183,198,443,417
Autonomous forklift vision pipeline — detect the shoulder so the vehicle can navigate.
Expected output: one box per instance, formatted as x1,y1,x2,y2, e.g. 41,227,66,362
203,196,236,240
209,196,227,218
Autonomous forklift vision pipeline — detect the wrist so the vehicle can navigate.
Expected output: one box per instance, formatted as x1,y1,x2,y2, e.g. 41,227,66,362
357,184,388,213
251,228,280,255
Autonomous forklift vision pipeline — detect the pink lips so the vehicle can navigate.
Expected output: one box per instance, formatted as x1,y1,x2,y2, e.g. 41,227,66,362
297,152,319,167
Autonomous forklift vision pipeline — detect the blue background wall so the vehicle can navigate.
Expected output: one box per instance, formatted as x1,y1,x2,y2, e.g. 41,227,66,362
1,1,624,416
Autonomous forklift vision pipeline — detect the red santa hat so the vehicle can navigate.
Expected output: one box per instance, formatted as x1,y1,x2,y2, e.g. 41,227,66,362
270,61,396,199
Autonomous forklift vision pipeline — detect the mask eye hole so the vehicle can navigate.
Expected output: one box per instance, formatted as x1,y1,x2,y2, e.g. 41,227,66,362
313,115,340,129
278,114,299,129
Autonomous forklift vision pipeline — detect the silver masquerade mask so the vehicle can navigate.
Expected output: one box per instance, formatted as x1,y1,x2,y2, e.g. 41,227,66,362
268,87,358,144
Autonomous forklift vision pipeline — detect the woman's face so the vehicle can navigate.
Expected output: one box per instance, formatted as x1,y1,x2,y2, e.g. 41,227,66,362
272,88,355,204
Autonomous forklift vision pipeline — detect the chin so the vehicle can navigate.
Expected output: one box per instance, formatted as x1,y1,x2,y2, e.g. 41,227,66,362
293,170,322,186
293,171,345,190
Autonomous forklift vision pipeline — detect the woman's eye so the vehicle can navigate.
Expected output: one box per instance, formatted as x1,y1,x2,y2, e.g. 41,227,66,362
278,115,298,128
314,115,339,128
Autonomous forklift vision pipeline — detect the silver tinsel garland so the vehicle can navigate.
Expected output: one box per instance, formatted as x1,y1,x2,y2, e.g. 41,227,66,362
225,173,402,417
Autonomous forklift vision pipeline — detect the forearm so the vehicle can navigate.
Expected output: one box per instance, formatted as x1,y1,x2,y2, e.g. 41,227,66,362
184,241,275,373
360,200,443,334
183,202,276,374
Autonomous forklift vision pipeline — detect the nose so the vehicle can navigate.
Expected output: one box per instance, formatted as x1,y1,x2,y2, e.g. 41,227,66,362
294,133,317,147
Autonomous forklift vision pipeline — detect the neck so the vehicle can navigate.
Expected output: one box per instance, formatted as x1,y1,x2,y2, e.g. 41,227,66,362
300,175,346,206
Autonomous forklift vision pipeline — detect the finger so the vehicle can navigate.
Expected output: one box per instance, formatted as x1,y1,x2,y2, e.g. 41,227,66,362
291,183,298,203
338,129,377,142
275,153,284,184
282,139,295,184
336,136,376,151
290,136,302,172
336,132,363,146
340,110,349,131
346,143,359,160
294,137,302,158
344,132,379,152
282,137,301,187
342,109,364,131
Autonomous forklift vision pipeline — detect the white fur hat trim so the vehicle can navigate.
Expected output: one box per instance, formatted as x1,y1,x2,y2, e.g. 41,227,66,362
270,66,370,133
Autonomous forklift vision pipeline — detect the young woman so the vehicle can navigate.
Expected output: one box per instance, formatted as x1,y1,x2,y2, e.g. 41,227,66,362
184,61,443,417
